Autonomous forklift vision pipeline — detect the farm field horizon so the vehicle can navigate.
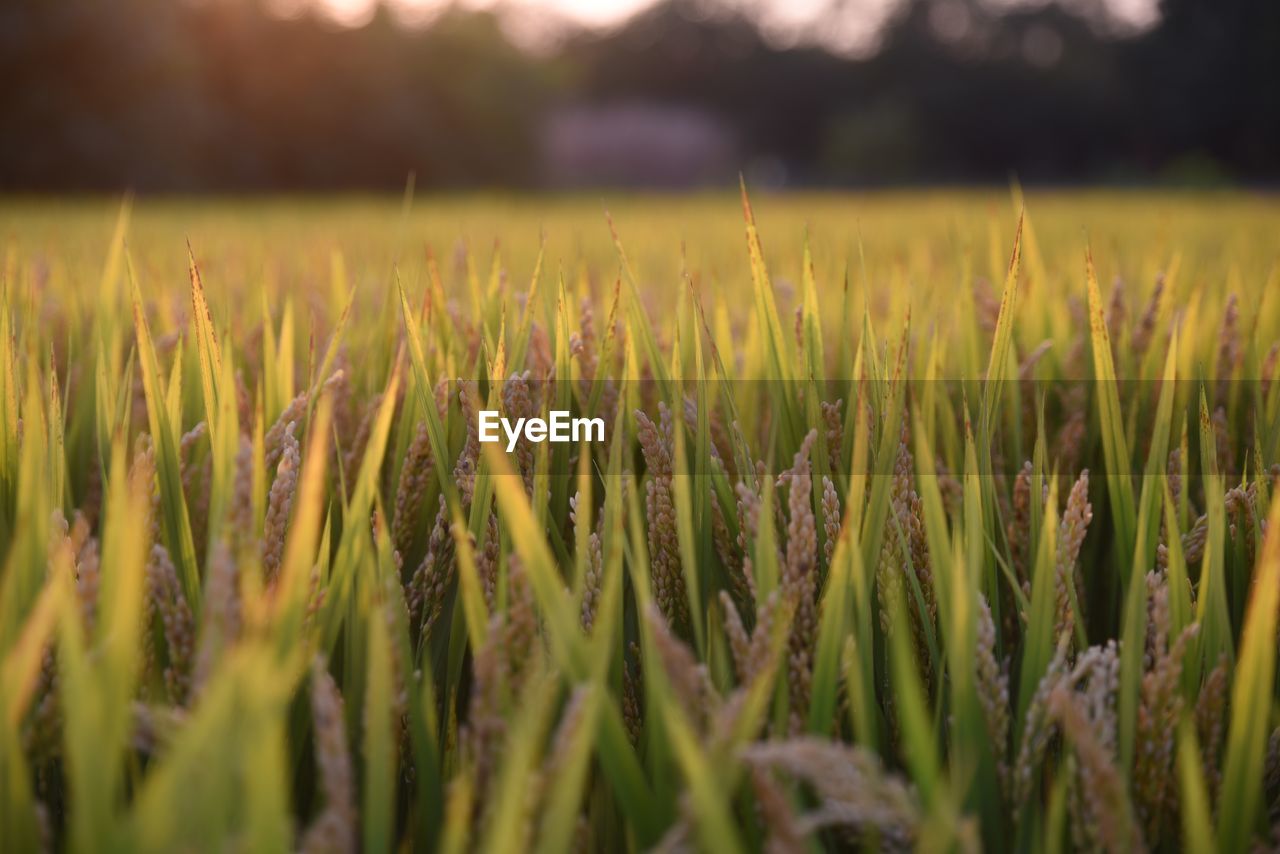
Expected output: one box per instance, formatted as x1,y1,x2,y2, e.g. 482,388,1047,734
2,188,1280,852
6,190,1277,294
6,189,1277,371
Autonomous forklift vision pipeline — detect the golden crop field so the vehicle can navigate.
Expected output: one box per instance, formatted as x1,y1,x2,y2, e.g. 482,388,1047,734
1,189,1279,852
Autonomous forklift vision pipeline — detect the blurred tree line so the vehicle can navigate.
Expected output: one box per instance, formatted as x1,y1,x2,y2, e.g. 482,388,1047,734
1,0,1276,190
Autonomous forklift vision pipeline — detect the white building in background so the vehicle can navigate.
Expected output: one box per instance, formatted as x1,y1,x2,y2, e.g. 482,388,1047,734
540,102,736,187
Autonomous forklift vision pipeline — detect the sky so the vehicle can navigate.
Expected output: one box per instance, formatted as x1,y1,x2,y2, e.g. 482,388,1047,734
303,0,1162,54
296,0,652,29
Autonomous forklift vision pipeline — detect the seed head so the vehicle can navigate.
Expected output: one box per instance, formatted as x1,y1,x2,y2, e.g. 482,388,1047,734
262,425,300,583
637,406,687,629
744,738,920,852
975,594,1010,792
146,544,195,705
392,423,434,557
1056,470,1092,640
301,657,355,854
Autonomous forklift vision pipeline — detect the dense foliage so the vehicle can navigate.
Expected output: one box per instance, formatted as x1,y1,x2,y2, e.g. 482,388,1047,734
2,0,1278,189
0,191,1279,852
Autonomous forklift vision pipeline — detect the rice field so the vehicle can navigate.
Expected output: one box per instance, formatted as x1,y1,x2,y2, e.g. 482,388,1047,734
1,188,1279,852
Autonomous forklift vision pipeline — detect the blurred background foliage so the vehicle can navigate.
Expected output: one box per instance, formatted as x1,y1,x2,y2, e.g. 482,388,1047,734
1,0,1277,190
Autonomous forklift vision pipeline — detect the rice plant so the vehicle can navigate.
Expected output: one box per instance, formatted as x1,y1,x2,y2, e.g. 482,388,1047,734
1,188,1279,852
